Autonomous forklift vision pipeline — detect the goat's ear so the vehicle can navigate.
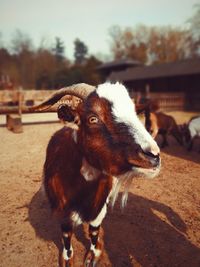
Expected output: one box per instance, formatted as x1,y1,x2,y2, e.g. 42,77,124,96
57,104,80,125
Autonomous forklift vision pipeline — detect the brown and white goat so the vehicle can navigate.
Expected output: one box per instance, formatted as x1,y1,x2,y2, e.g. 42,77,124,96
145,110,183,148
32,82,161,267
181,116,200,151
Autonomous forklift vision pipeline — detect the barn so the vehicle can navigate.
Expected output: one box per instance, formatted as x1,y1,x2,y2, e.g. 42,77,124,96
98,58,200,111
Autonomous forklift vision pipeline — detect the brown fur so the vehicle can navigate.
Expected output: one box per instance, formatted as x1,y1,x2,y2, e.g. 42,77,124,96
42,90,160,266
145,111,183,148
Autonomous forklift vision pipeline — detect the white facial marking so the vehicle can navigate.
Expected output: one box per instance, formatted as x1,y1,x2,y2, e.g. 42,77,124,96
81,158,100,181
96,82,159,155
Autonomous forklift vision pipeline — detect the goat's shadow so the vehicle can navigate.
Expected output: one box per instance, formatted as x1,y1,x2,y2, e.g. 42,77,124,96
28,187,200,267
27,187,89,265
104,194,200,267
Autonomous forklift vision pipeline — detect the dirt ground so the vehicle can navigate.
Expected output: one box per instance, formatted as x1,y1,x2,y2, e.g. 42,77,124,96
0,111,200,267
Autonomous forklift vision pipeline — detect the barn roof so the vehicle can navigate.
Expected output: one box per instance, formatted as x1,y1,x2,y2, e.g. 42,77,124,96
109,58,200,82
97,59,141,70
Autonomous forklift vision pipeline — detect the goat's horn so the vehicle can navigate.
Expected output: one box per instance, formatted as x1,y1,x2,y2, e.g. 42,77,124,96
30,83,96,111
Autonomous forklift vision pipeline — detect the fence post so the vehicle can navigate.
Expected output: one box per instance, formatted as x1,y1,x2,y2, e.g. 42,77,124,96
6,87,23,133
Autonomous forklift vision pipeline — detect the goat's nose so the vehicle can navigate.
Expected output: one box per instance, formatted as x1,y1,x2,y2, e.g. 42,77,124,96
142,150,160,167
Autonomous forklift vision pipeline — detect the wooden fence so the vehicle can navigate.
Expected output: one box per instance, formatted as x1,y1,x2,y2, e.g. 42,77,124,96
150,92,185,111
0,89,81,113
0,89,55,105
0,89,195,112
0,89,198,133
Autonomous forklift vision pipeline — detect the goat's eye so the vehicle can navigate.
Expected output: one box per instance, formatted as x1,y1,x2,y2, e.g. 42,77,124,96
88,116,99,124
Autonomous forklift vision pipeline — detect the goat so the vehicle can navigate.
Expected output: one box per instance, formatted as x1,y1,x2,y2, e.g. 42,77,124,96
145,110,183,148
31,82,161,267
181,116,200,151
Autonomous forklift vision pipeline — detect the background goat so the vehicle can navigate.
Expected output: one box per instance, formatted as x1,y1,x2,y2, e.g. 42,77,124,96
145,110,183,148
181,116,200,151
31,82,161,267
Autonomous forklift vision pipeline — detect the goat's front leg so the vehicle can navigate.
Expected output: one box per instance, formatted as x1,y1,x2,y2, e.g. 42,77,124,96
84,205,107,266
187,139,193,151
84,224,102,267
161,133,168,148
60,223,74,267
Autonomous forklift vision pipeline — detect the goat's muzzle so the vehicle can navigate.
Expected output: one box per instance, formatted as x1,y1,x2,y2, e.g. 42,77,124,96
128,148,160,170
139,150,160,168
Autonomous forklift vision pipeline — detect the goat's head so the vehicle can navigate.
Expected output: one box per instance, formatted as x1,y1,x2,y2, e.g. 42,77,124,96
32,82,160,179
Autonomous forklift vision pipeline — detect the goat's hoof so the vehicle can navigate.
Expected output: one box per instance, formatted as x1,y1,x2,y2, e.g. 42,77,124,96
84,251,99,267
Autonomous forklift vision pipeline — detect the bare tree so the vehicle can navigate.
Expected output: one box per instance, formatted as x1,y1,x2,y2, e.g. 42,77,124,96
109,25,187,64
11,29,33,55
186,3,200,57
147,26,186,64
10,30,35,88
109,25,126,59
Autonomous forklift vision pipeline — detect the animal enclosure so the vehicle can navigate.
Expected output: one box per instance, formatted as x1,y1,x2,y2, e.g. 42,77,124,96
0,111,200,267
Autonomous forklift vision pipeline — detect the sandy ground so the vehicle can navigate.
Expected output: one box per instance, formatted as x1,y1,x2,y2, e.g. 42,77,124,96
0,112,200,267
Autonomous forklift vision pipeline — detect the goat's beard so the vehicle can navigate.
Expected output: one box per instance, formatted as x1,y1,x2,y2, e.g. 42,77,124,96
132,165,161,179
110,172,133,209
110,165,160,209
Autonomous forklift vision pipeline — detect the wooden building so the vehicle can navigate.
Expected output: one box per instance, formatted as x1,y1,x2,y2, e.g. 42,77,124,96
98,58,200,111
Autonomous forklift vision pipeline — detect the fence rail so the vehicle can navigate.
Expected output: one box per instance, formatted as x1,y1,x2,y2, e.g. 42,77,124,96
131,91,199,111
0,89,56,104
0,89,199,133
150,92,185,111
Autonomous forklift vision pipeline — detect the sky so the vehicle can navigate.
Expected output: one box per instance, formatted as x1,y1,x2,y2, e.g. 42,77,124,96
0,0,199,60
